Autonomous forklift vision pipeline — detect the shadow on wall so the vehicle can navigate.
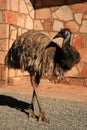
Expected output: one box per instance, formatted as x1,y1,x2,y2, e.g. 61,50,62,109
30,0,87,9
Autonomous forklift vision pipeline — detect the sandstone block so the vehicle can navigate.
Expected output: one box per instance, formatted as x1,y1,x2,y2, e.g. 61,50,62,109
34,20,44,30
78,48,87,62
73,34,85,48
65,21,79,33
11,0,19,12
44,20,53,32
0,39,8,51
55,6,73,21
74,13,83,24
0,24,9,38
53,20,64,31
80,64,87,77
36,8,52,19
17,13,25,27
6,11,17,24
20,0,28,14
25,15,33,29
72,3,87,13
0,51,7,64
80,20,87,33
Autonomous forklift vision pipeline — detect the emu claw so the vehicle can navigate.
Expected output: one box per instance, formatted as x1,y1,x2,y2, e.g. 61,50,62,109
28,104,35,118
38,112,49,123
28,109,35,118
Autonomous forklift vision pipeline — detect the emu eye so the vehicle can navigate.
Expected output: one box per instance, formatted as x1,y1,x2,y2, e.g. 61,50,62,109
66,31,69,36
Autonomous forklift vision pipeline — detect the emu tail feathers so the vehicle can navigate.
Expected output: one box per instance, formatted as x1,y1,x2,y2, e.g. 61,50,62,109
5,48,14,68
5,47,19,69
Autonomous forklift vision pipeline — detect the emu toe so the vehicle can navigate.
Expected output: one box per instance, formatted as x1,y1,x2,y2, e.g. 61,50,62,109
28,108,35,118
28,104,35,118
38,112,49,123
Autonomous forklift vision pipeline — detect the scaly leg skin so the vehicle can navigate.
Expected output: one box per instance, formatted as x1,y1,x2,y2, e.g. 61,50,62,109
28,104,35,118
33,86,49,123
38,111,49,123
28,89,36,118
30,74,49,123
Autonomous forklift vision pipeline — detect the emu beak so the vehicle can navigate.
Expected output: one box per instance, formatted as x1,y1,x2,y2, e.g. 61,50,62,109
53,32,62,39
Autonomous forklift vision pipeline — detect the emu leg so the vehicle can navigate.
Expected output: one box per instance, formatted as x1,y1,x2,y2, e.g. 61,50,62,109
28,89,35,118
30,74,49,123
32,84,49,123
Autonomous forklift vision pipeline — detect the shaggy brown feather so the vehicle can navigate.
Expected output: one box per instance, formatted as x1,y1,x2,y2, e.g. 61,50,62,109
5,29,80,122
5,29,80,84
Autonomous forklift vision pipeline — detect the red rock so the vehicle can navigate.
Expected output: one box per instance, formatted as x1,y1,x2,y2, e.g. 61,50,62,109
72,3,87,13
0,39,8,51
76,62,85,73
0,24,9,39
11,0,19,12
0,51,7,64
6,11,17,24
73,34,85,48
11,29,17,40
0,66,1,79
53,20,64,31
34,20,44,30
78,48,87,62
65,21,79,33
74,13,83,25
55,6,73,21
0,0,7,10
80,64,87,77
7,0,11,10
86,35,87,47
50,7,58,12
1,66,7,80
17,13,25,27
80,20,87,33
83,14,87,19
44,20,53,32
25,0,29,3
8,76,29,86
25,15,33,29
20,0,28,14
36,8,52,19
65,66,79,77
9,69,16,77
0,11,2,22
2,11,7,23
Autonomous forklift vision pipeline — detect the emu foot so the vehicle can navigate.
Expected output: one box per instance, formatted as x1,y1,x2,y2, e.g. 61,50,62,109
38,112,49,123
28,109,35,118
28,104,35,118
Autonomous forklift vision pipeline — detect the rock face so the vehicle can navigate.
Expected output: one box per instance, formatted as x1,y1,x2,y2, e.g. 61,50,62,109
34,3,87,79
53,20,64,31
55,6,73,21
80,20,87,33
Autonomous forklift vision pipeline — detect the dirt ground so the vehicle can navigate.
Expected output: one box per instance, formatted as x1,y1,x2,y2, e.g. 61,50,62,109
0,79,87,102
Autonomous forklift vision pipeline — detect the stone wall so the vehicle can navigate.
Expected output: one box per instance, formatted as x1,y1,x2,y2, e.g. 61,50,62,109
0,0,87,85
0,0,34,85
34,4,87,79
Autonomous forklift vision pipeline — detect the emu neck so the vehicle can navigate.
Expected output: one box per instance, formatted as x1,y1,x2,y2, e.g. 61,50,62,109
62,35,71,48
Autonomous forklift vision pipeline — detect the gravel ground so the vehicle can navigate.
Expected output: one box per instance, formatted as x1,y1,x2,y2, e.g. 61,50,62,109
0,92,87,130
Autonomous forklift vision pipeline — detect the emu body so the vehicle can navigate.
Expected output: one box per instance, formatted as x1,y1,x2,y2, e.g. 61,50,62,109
5,29,80,122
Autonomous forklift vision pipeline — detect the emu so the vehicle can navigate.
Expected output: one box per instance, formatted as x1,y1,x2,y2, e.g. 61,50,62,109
5,28,80,123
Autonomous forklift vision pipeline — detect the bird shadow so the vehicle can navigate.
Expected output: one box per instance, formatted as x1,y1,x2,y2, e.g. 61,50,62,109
0,94,32,117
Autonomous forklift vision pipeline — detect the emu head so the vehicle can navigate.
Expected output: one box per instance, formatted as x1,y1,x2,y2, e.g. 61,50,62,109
54,28,71,39
53,28,72,47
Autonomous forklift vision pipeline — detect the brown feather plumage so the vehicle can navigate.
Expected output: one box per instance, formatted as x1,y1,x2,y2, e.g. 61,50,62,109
5,29,80,122
5,29,80,84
